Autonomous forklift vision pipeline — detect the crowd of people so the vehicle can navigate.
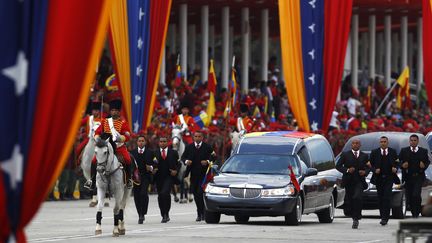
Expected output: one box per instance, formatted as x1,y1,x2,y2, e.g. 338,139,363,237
49,50,432,226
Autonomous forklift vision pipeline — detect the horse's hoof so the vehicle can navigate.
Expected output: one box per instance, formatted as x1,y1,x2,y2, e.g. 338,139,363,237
104,202,110,207
89,201,97,207
119,229,125,235
112,232,119,237
95,230,102,235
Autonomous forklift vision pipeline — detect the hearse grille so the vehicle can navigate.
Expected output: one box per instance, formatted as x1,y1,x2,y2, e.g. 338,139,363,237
230,188,261,198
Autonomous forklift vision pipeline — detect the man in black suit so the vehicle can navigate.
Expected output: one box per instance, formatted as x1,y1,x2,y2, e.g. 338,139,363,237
182,130,216,222
399,134,430,218
336,139,370,229
154,136,179,223
369,136,398,225
130,135,154,224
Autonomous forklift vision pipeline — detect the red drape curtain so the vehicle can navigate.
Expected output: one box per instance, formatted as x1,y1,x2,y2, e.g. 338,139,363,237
16,1,110,241
143,0,172,127
423,0,432,108
322,0,353,132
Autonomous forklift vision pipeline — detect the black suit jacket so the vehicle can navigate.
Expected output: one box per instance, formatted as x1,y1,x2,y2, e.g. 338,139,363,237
399,146,430,179
336,150,370,188
154,147,179,184
130,147,154,177
369,147,399,184
182,142,215,182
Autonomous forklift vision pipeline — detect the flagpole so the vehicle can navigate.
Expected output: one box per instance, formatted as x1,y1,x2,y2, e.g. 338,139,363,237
374,80,398,116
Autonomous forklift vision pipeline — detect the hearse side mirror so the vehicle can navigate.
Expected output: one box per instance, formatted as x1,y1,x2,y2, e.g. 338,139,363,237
305,168,318,177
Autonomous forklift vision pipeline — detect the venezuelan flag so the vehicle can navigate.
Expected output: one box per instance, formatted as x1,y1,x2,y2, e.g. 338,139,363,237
278,0,352,132
109,0,172,133
193,111,209,129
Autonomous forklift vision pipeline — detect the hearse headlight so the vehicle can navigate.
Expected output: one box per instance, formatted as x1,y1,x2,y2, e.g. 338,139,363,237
261,185,295,197
205,184,230,195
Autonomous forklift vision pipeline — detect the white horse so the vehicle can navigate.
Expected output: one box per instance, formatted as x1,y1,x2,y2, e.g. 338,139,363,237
80,137,95,183
94,139,131,237
171,125,192,202
230,129,246,153
172,125,187,178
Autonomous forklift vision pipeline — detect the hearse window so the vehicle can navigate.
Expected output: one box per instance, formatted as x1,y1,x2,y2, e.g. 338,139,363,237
306,139,335,171
297,147,311,167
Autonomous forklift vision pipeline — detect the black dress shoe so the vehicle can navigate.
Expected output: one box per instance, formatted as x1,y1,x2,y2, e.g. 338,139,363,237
166,216,170,222
352,219,359,229
161,217,168,223
138,216,145,224
196,215,202,222
380,219,388,226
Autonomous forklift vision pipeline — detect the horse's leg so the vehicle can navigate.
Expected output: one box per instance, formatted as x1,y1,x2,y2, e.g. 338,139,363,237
95,186,105,235
118,186,130,235
112,179,123,237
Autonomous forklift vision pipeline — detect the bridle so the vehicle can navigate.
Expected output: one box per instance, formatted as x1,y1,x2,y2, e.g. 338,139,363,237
96,144,121,183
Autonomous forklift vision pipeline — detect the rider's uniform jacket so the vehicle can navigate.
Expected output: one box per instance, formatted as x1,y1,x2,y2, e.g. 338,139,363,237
75,115,102,157
173,114,198,144
236,116,253,133
95,117,132,165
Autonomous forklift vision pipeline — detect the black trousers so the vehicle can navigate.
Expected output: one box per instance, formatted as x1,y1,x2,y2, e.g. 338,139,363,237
376,177,393,220
405,175,423,217
156,177,173,217
190,177,205,216
345,181,364,220
133,175,150,218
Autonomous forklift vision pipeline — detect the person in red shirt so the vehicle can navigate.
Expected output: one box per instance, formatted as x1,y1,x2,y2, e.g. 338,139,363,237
173,105,198,144
76,101,103,164
93,99,133,189
236,103,253,133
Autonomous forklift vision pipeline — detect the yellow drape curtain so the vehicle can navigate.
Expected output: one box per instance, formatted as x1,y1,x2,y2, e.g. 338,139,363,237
278,0,310,132
109,0,132,126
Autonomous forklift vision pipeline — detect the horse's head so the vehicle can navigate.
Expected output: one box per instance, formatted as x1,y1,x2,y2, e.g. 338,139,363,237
94,138,112,174
171,125,182,150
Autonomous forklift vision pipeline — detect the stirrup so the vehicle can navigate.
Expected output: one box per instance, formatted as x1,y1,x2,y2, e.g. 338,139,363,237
84,180,94,190
126,179,133,189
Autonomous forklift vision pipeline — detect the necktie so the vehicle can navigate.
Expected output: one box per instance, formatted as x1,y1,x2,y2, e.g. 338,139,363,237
411,147,415,153
196,144,200,149
354,151,358,158
139,149,143,154
162,149,166,159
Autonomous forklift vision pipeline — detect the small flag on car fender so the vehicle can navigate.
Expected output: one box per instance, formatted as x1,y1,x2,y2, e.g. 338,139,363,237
288,165,300,192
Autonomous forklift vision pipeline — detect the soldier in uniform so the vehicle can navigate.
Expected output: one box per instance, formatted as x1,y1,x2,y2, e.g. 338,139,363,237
173,105,198,145
235,103,253,133
182,130,216,221
94,99,133,189
399,134,431,218
77,101,103,163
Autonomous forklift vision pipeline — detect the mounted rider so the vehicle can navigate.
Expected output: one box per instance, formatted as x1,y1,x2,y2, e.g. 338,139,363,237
235,103,253,134
173,105,198,145
76,101,103,163
91,99,133,189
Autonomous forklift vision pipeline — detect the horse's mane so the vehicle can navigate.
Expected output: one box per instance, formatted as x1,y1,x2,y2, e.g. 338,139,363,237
96,139,107,148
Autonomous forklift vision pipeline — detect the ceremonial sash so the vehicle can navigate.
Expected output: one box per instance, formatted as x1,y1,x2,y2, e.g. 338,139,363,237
179,114,189,131
108,118,124,147
88,115,101,138
237,117,245,132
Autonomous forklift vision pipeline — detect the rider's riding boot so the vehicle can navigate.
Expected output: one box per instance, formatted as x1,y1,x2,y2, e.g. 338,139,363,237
124,163,133,189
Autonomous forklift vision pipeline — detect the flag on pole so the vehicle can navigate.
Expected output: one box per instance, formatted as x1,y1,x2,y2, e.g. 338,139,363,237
175,64,182,87
288,165,300,192
201,161,215,190
206,59,217,126
396,66,411,109
229,67,237,108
